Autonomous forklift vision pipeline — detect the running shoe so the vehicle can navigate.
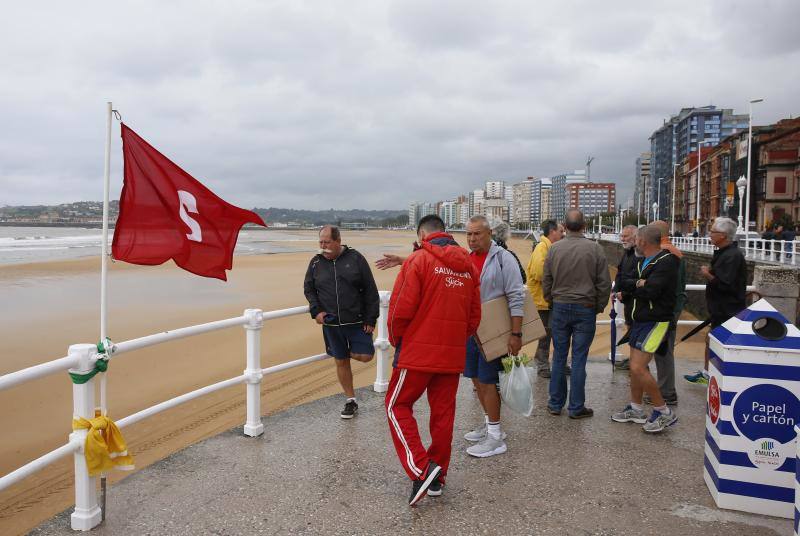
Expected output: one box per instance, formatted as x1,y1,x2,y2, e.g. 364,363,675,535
642,409,678,433
409,462,442,506
611,404,648,424
340,399,358,419
538,368,551,378
427,478,443,497
614,358,630,370
683,371,708,385
466,435,507,458
464,424,506,442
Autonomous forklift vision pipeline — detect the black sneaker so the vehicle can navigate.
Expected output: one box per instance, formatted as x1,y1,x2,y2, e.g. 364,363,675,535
427,477,443,497
341,399,358,419
568,407,594,419
409,462,442,506
565,365,572,375
538,368,551,379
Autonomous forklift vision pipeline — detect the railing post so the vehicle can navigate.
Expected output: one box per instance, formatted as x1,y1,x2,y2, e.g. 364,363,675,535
243,309,264,437
373,291,392,393
68,344,102,531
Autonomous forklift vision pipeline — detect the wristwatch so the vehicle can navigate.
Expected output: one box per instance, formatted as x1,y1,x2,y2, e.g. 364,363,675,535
510,332,523,338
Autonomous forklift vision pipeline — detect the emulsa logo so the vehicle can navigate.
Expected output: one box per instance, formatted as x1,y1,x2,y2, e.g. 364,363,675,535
732,384,800,471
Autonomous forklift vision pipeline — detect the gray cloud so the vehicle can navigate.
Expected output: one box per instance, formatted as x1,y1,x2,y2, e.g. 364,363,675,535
0,0,798,210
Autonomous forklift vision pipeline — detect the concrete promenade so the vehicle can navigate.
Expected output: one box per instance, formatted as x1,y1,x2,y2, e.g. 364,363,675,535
32,357,791,535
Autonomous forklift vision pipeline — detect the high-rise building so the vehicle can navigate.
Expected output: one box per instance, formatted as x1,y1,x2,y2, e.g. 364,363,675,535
634,152,651,220
540,187,552,223
485,180,506,199
439,201,458,227
551,170,586,221
566,183,616,217
512,178,535,229
408,202,419,228
469,189,485,217
484,198,509,222
649,106,748,222
504,185,515,224
531,177,552,225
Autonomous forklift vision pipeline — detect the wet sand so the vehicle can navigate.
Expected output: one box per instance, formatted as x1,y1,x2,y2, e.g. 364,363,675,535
0,230,707,535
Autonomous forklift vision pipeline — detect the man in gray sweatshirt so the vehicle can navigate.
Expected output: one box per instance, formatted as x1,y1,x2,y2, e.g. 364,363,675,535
543,209,611,419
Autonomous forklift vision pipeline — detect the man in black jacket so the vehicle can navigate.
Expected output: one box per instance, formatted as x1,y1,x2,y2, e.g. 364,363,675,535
304,225,380,419
685,217,747,385
612,225,640,370
611,225,679,433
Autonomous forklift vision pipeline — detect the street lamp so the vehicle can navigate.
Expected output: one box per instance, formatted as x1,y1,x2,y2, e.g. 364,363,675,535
636,192,641,226
736,176,747,233
652,202,658,223
744,98,764,237
671,163,678,235
656,177,666,220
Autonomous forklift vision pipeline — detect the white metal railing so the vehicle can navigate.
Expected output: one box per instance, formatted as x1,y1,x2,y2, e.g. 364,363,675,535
596,233,800,266
0,291,393,531
0,281,754,530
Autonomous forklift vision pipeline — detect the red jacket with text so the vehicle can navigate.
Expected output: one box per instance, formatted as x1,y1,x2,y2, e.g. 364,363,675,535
388,232,481,374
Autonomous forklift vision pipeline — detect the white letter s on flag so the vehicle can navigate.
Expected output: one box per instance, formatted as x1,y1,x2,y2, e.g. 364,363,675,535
178,190,203,242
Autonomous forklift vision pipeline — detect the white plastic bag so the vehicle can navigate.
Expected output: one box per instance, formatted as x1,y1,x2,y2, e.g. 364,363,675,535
499,359,534,417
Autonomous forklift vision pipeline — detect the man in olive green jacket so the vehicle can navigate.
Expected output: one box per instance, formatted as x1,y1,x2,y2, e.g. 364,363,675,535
652,221,686,406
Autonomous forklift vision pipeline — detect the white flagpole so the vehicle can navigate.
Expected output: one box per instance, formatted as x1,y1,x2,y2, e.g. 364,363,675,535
99,101,112,521
100,101,112,409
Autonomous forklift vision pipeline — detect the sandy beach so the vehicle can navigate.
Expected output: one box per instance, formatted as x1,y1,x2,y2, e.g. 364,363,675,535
0,230,707,535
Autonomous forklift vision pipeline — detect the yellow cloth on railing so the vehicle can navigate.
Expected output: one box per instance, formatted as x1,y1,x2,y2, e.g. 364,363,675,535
72,415,135,477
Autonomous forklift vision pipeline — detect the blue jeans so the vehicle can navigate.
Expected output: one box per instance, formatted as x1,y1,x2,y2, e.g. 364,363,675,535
548,302,597,415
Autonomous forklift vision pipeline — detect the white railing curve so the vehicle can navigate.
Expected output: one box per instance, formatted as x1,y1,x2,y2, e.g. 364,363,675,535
0,283,750,531
0,293,393,531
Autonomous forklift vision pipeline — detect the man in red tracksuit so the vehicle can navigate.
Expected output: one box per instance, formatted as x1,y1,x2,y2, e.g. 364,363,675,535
386,214,481,506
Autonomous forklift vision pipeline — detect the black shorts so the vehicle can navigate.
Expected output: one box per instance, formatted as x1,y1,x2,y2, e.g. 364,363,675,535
322,324,375,359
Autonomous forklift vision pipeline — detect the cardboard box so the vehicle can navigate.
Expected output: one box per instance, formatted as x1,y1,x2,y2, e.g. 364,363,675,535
476,290,546,361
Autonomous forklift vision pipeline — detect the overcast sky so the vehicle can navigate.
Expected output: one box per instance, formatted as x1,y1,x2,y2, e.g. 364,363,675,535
1,1,798,211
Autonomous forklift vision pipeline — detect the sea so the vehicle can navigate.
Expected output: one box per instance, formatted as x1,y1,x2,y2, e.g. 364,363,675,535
0,226,319,265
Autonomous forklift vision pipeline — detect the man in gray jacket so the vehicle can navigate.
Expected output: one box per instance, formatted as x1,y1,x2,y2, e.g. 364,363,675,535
463,215,525,458
543,209,611,419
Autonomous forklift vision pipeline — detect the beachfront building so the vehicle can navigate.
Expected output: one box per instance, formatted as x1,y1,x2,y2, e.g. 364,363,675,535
566,182,616,218
551,170,586,221
649,106,748,223
531,177,552,226
633,152,651,221
485,180,505,199
511,178,535,229
439,201,459,228
469,189,485,218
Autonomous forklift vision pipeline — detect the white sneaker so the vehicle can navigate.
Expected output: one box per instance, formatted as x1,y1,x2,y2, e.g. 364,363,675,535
464,424,507,442
466,435,507,458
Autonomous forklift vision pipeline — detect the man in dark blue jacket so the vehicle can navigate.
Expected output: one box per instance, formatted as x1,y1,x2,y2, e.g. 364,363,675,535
611,225,679,433
304,225,380,419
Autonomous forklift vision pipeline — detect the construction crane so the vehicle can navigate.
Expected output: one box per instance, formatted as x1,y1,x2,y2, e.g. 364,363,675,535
586,156,595,182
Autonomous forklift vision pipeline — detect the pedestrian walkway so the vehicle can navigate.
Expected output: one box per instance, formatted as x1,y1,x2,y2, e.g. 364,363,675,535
31,358,789,535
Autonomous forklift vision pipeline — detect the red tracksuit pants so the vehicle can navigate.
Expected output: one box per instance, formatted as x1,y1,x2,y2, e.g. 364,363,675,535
385,367,460,481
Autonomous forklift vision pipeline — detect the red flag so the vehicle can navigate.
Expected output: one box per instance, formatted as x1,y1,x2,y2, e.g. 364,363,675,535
112,124,266,280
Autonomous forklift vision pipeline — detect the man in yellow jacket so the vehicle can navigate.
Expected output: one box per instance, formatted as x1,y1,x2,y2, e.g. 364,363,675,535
526,220,565,378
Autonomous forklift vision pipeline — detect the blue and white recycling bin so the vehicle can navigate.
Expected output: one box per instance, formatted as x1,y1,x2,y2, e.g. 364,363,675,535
704,298,800,518
795,424,800,534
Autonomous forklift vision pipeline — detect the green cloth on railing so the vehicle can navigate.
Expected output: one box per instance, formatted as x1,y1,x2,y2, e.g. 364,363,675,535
68,338,113,384
69,358,108,384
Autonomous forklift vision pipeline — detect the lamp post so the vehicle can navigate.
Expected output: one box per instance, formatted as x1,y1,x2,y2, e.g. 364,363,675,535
656,177,666,220
652,202,658,223
736,175,747,233
744,98,764,237
636,193,640,226
671,163,678,235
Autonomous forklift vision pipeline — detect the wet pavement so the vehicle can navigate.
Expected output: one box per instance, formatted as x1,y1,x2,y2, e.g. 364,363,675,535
32,357,791,535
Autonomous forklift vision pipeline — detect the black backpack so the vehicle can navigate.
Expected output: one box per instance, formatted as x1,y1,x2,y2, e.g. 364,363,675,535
497,241,527,285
